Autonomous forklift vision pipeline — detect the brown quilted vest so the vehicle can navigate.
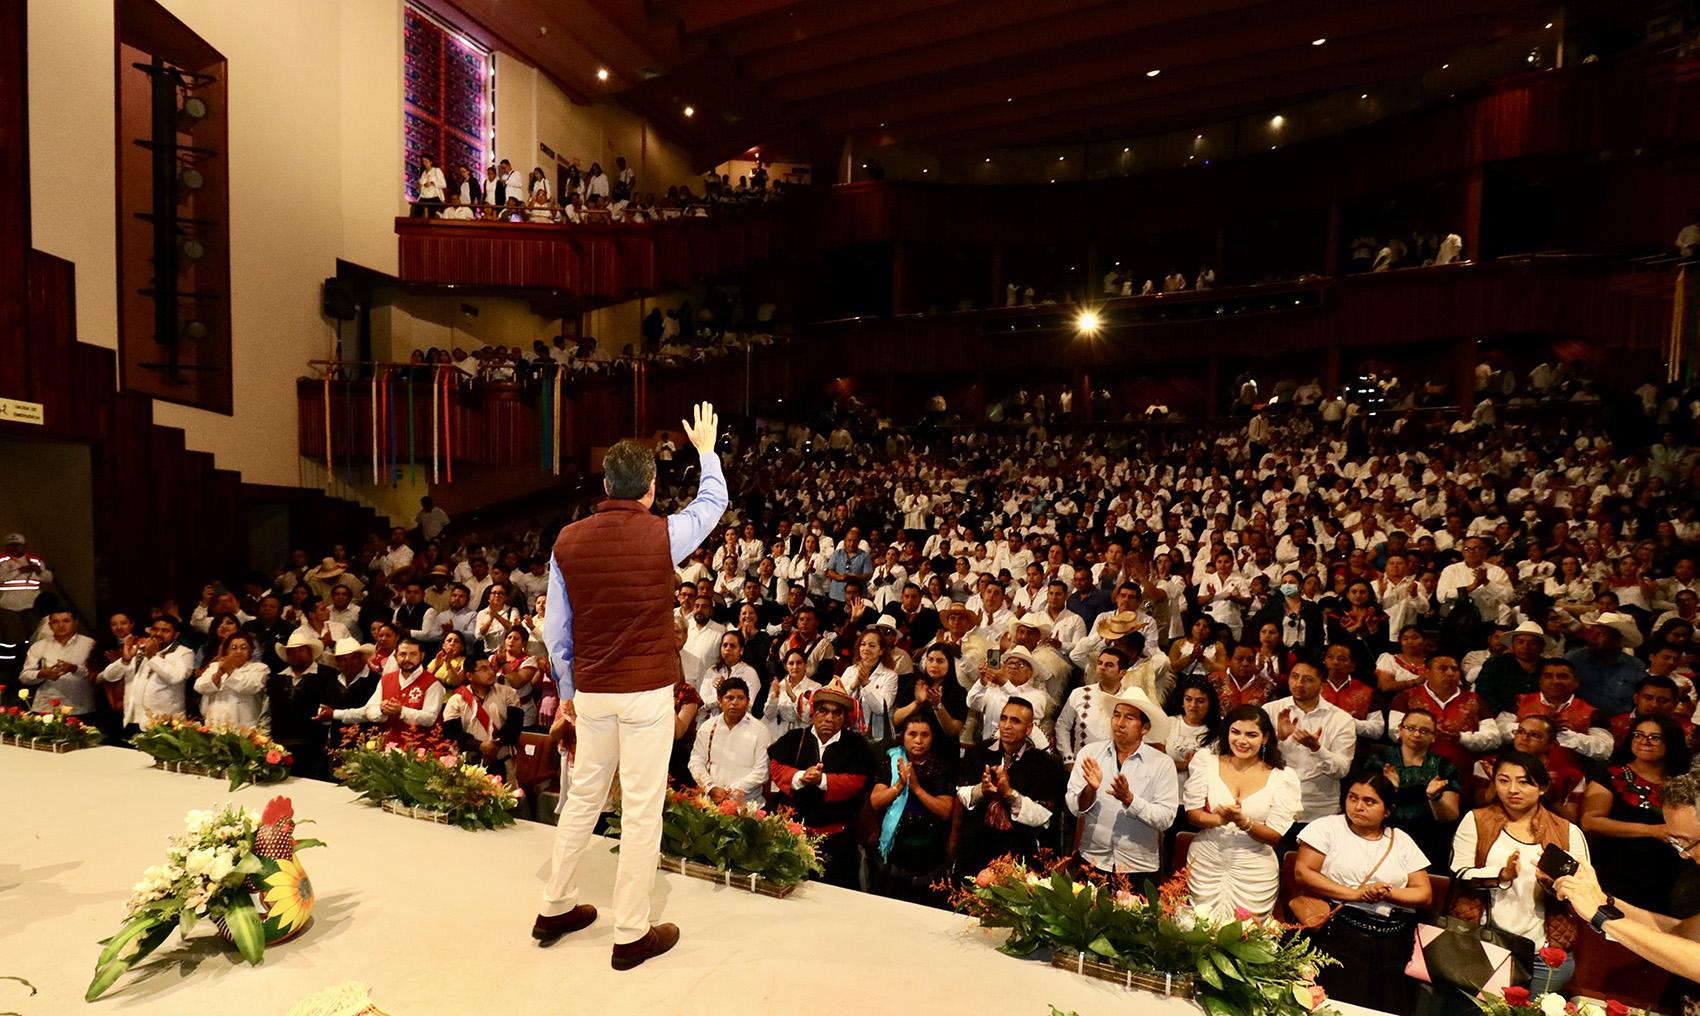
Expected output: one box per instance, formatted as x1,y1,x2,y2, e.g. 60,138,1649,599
551,500,682,695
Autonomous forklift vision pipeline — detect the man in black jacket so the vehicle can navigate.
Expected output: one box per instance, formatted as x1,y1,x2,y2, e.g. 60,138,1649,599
768,686,878,888
268,630,336,778
954,697,1067,875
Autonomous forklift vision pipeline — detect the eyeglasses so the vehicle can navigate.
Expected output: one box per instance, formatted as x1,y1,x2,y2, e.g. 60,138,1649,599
1632,732,1666,744
1668,833,1700,857
1399,725,1437,736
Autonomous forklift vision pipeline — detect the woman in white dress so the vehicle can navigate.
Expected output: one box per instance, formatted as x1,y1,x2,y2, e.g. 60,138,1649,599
698,629,761,722
193,631,271,730
764,648,820,739
1183,704,1302,919
1163,676,1221,778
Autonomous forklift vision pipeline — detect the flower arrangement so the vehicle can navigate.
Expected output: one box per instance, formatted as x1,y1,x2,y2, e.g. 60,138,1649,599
1475,985,1646,1016
0,690,102,749
333,728,520,830
132,718,292,789
605,788,825,890
950,858,1337,1016
87,797,324,1000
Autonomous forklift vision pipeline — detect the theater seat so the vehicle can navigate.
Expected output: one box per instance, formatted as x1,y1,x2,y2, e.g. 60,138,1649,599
1278,851,1297,923
1569,930,1672,1012
1172,830,1194,873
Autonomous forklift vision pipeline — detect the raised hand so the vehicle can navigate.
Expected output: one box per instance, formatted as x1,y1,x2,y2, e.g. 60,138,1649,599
682,401,720,455
1275,709,1299,741
1382,762,1402,787
1425,776,1449,799
1080,756,1103,790
1498,849,1520,884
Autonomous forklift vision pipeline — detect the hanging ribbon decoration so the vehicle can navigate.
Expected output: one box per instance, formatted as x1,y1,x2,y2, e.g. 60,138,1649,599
538,368,551,475
553,365,563,476
370,368,380,484
430,365,441,483
322,373,333,484
443,368,455,484
343,368,355,485
408,366,417,486
387,365,398,486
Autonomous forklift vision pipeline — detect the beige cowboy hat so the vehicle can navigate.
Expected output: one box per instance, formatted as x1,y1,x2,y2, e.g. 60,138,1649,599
306,557,348,581
1094,610,1140,640
1509,620,1546,641
285,628,321,650
1014,613,1052,635
1099,686,1170,746
331,637,375,659
1001,645,1040,670
939,601,979,624
1586,611,1643,649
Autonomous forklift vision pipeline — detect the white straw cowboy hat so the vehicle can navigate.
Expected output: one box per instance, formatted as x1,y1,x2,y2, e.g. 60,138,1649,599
1586,611,1643,649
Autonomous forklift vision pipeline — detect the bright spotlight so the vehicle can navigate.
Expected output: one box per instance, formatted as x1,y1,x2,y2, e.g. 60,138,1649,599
596,67,609,82
1076,310,1101,335
683,105,695,117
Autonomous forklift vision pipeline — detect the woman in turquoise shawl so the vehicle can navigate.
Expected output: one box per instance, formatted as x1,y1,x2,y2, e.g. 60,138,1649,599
868,713,957,906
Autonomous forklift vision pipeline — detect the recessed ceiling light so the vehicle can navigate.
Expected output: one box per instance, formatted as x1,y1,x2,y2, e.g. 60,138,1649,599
1195,134,1203,140
1360,93,1368,99
1544,21,1553,28
1271,114,1285,127
596,67,609,82
878,122,885,127
860,163,867,169
1441,63,1450,69
1058,155,1065,161
1146,69,1161,77
1006,97,1013,102
921,168,928,173
683,105,695,117
984,157,991,163
1122,147,1130,153
1311,38,1326,46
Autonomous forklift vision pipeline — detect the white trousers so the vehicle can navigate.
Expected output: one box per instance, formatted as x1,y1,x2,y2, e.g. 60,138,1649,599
539,684,673,944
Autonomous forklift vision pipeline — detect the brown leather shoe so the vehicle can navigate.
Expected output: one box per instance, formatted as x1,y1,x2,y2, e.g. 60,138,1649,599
531,905,597,946
610,923,680,970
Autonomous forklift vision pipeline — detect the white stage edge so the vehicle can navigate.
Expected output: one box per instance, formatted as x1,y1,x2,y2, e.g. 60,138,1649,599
0,747,1390,1015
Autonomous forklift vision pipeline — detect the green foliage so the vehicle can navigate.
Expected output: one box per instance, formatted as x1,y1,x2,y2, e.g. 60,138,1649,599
335,741,519,830
951,860,1337,1016
606,789,825,888
132,719,290,789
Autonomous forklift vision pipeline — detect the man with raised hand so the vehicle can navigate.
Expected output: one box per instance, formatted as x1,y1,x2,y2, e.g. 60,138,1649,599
534,403,727,971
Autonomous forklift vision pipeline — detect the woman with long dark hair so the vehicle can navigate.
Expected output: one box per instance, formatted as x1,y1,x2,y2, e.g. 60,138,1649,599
1182,704,1301,919
868,713,956,905
1578,713,1693,910
1295,771,1432,1013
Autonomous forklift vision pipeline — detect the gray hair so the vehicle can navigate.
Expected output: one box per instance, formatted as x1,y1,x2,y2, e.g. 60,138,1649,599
1665,772,1700,812
603,439,657,499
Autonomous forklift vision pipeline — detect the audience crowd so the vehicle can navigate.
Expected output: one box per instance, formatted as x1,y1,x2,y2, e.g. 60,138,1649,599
12,365,1700,1012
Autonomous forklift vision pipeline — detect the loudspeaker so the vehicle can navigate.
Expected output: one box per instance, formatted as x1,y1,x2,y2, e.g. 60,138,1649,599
323,277,357,320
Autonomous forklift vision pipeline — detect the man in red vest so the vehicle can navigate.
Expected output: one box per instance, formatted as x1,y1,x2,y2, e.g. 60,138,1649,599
534,402,726,971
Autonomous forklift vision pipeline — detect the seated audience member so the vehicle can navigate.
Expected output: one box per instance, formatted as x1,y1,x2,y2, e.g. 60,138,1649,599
697,628,761,724
323,638,440,739
427,631,470,688
1067,689,1179,880
194,631,270,728
475,584,523,655
1608,672,1694,743
1183,705,1302,920
490,627,541,727
1055,646,1135,763
433,584,478,644
869,713,957,904
889,644,967,751
1162,676,1222,777
442,659,522,779
1568,610,1648,717
1294,772,1433,1013
320,636,379,736
1449,751,1589,996
1494,658,1613,762
1374,623,1431,696
1318,642,1383,742
1263,661,1357,839
20,610,97,719
1388,654,1499,772
688,677,773,809
763,647,820,740
966,646,1051,742
1474,620,1548,715
1210,642,1278,712
269,629,334,777
1578,713,1692,911
768,686,877,888
829,628,897,740
103,614,196,734
1470,714,1585,819
1170,615,1228,680
1249,571,1327,663
667,665,704,789
1368,707,1464,868
955,697,1066,876
929,601,990,684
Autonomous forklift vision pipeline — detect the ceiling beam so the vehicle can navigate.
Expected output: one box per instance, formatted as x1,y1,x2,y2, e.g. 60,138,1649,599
662,0,812,34
812,0,1547,135
718,0,967,58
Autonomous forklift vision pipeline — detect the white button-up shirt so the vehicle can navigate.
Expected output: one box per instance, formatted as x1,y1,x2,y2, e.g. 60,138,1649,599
1262,697,1357,821
104,643,197,727
194,660,271,730
689,713,773,808
1067,739,1180,873
21,633,98,715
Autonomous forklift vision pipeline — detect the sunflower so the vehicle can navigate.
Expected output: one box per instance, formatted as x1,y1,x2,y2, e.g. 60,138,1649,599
258,858,315,940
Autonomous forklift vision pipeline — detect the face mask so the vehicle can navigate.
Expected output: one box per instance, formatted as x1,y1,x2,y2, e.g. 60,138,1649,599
1279,583,1300,598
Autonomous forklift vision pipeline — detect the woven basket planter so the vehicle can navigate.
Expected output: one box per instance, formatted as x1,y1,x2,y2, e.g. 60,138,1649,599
1048,948,1196,1000
380,800,452,824
0,733,93,753
656,853,797,898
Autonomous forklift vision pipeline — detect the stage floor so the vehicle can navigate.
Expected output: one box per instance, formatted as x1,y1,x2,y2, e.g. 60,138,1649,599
1,747,1389,1015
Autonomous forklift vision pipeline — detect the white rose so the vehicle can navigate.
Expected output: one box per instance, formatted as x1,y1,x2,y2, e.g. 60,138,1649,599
1538,994,1567,1016
1575,1003,1605,1016
1175,909,1198,932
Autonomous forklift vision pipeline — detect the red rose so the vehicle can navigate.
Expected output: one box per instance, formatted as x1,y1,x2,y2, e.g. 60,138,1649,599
50,698,61,707
1501,987,1531,1006
265,750,283,765
1538,946,1567,968
1607,1002,1630,1016
66,717,80,727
